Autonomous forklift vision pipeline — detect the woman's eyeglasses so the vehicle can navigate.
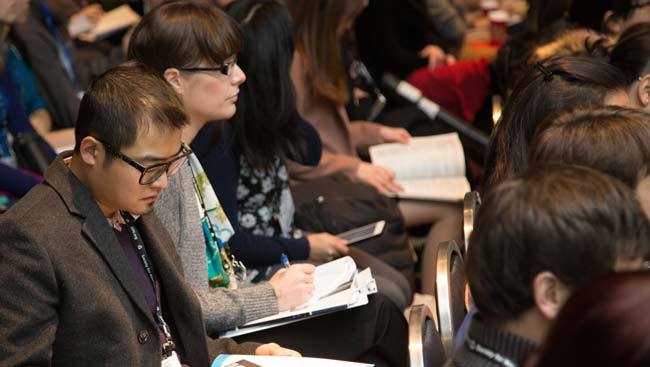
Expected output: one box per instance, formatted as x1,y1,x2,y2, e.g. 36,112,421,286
93,137,191,185
179,57,238,77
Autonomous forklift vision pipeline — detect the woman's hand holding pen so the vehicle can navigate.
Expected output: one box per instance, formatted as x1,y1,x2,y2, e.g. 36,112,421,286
307,233,349,262
269,263,316,311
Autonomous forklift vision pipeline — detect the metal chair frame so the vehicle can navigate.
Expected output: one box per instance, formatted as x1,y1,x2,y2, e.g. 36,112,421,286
409,304,444,367
463,191,481,253
436,240,465,355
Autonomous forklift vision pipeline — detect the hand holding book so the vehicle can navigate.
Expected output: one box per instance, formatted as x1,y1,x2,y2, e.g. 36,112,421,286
369,133,471,201
355,161,404,195
378,126,411,144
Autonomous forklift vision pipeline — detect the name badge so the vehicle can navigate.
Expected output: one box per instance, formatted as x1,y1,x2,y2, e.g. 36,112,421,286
162,351,182,367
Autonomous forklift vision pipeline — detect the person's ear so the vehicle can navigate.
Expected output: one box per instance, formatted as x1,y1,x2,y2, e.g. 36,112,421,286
78,136,102,166
532,271,572,320
637,75,650,108
603,10,623,37
163,67,184,95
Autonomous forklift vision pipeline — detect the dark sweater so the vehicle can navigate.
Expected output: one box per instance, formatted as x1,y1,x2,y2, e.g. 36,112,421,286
355,0,445,80
446,315,538,367
191,116,322,267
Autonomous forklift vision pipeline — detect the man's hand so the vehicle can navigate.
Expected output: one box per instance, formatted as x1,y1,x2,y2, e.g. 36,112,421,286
255,343,301,357
307,233,348,262
356,161,404,195
268,264,316,311
379,126,411,144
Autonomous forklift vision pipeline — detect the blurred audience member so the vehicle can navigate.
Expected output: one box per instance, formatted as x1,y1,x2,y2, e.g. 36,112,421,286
482,56,628,191
448,164,650,367
569,0,650,37
494,0,572,97
610,21,650,112
534,271,650,367
0,0,57,199
11,1,81,129
287,0,463,295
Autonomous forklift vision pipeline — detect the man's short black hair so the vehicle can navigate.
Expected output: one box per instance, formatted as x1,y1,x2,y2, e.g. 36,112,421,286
467,164,650,323
74,63,188,155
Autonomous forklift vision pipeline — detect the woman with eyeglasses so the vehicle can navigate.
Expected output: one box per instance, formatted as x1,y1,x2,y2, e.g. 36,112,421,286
129,0,302,359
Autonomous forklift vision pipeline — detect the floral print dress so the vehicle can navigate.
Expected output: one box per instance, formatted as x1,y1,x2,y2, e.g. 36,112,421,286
236,156,295,240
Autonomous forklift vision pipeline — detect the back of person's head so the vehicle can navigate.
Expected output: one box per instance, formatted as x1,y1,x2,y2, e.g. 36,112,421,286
286,0,366,105
127,0,242,73
527,0,572,35
224,0,304,169
570,0,650,36
608,0,650,35
494,0,573,94
530,106,650,189
610,22,650,109
569,0,615,32
535,271,650,367
482,55,628,191
468,164,650,324
74,63,187,155
529,106,650,225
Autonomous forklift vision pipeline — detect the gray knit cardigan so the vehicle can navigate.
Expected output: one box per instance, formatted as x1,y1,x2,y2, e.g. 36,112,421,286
155,164,278,335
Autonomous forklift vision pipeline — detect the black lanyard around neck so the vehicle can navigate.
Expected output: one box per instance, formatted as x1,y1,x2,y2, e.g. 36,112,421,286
465,336,517,367
122,213,176,357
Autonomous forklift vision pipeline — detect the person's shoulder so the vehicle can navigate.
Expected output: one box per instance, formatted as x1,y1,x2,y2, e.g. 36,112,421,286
0,183,70,237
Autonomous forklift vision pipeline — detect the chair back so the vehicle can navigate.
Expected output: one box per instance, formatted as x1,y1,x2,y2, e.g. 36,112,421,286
409,304,446,367
463,191,481,253
436,240,467,355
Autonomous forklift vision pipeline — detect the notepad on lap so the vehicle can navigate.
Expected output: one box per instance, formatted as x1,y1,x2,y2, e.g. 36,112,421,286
369,132,470,201
212,355,374,367
220,257,376,338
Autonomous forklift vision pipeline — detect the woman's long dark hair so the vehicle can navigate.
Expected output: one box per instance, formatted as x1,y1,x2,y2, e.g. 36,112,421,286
224,0,305,169
482,56,627,192
609,22,650,85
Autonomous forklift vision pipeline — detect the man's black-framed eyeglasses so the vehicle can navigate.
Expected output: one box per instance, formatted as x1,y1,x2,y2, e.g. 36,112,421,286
93,136,191,185
178,56,238,76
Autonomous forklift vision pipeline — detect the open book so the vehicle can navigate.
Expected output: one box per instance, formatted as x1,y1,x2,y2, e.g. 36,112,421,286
70,5,141,41
369,132,470,201
220,257,377,338
212,355,373,367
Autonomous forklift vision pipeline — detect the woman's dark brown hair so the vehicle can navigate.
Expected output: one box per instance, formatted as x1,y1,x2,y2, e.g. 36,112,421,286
127,0,243,72
469,164,650,322
286,0,366,105
535,271,650,367
529,106,650,190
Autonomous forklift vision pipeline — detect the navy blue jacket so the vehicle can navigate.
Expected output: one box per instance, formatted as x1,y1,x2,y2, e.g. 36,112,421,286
192,116,322,267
